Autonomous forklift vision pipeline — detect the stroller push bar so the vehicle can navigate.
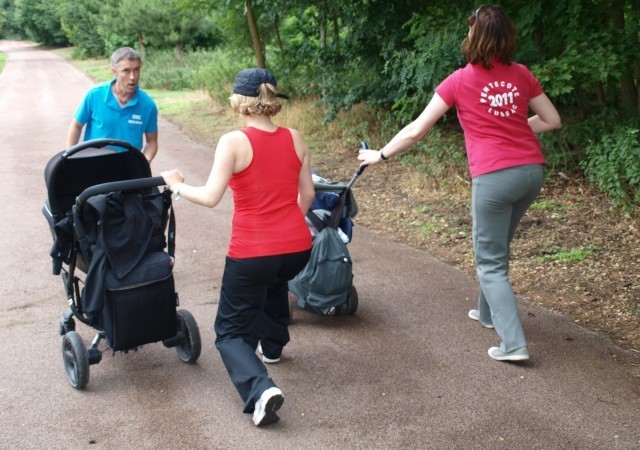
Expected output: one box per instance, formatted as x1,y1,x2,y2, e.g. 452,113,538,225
76,177,166,208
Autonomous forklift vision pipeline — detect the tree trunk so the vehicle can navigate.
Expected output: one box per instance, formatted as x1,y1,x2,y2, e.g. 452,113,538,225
632,1,640,112
613,1,638,112
246,0,265,68
575,89,588,119
138,32,145,60
533,29,543,59
320,25,326,48
596,82,605,108
332,10,339,55
533,7,544,59
319,0,327,48
274,17,284,57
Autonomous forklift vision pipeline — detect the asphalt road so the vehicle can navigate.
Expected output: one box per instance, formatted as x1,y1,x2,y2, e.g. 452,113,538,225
1,40,638,449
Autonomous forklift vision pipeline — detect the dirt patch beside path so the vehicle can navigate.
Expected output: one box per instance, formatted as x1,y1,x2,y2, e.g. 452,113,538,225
309,141,640,355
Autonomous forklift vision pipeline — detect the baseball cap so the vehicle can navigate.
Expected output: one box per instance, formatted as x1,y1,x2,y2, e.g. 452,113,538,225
232,68,289,99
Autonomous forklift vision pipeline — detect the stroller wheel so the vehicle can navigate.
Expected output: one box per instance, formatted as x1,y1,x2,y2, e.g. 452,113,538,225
175,309,201,364
62,331,89,390
345,285,359,315
288,292,296,324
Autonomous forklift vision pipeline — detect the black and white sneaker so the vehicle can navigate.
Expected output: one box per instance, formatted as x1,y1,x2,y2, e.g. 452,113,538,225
257,342,281,364
253,387,284,426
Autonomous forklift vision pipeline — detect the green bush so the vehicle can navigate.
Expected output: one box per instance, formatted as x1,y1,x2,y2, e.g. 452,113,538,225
535,109,627,175
384,13,467,125
140,49,194,90
581,125,640,212
0,51,7,73
140,48,252,100
190,48,253,104
396,125,468,180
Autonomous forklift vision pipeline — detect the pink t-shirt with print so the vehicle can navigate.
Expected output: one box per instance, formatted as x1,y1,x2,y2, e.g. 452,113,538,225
435,62,545,178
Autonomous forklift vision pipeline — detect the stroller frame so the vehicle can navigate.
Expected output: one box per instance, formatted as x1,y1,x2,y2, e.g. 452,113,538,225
43,139,201,389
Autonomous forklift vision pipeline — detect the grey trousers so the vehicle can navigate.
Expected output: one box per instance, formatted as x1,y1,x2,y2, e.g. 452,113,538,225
471,164,544,352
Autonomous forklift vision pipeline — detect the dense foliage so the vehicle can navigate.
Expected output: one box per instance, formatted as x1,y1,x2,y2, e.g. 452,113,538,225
2,0,638,209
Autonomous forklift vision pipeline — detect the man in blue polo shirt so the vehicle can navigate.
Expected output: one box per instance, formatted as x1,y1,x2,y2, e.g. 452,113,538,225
66,47,159,163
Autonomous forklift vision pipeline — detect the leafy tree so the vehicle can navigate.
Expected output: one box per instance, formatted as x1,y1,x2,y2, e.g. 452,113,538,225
56,0,105,57
99,0,219,58
4,0,638,207
0,0,18,38
383,5,469,124
509,0,639,117
12,0,68,45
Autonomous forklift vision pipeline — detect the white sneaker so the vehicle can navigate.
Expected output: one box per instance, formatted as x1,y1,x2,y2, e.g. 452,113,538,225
468,309,494,329
257,342,280,364
488,346,529,361
253,387,284,426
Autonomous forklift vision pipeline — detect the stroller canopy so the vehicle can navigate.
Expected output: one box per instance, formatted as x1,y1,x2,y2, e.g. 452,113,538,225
44,139,150,222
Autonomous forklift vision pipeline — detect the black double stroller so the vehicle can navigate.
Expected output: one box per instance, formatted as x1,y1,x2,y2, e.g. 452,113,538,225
43,139,201,390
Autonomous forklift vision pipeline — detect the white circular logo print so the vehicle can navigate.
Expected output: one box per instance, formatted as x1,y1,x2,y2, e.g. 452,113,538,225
480,81,520,118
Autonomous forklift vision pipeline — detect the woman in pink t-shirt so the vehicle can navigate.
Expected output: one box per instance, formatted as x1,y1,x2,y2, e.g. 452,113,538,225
358,5,561,362
161,68,315,426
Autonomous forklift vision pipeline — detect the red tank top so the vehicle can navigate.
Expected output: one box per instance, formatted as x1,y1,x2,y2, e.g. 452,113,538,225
227,126,312,258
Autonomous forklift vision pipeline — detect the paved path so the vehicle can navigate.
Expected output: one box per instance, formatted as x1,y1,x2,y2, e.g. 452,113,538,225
1,40,638,449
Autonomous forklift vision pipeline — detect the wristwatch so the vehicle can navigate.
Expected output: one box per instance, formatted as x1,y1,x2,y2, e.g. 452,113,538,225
173,183,181,199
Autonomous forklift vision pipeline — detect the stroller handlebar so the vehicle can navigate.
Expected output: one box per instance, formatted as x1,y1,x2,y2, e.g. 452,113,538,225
345,141,368,188
76,176,166,208
356,141,368,175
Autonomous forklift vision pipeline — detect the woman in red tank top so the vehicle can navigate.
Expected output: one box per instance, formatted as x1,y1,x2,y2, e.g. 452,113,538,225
161,68,315,427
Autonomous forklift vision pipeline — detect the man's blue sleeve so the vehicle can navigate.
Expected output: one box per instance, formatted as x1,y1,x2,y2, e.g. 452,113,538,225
146,104,159,134
74,91,93,125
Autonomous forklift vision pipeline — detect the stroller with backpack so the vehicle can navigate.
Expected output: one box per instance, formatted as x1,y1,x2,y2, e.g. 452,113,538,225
43,139,201,390
288,143,368,318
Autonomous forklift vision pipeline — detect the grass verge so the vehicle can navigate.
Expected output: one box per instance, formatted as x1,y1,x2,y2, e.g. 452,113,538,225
0,51,7,73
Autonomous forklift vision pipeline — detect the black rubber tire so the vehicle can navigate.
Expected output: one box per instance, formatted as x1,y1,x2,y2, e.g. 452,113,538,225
175,309,201,364
62,331,89,390
346,285,359,315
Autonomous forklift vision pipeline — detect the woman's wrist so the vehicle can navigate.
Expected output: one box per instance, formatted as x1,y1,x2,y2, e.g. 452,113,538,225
379,149,389,161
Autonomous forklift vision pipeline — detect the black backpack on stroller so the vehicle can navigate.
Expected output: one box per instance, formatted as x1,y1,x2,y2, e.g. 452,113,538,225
43,139,201,390
288,191,356,315
75,186,177,347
